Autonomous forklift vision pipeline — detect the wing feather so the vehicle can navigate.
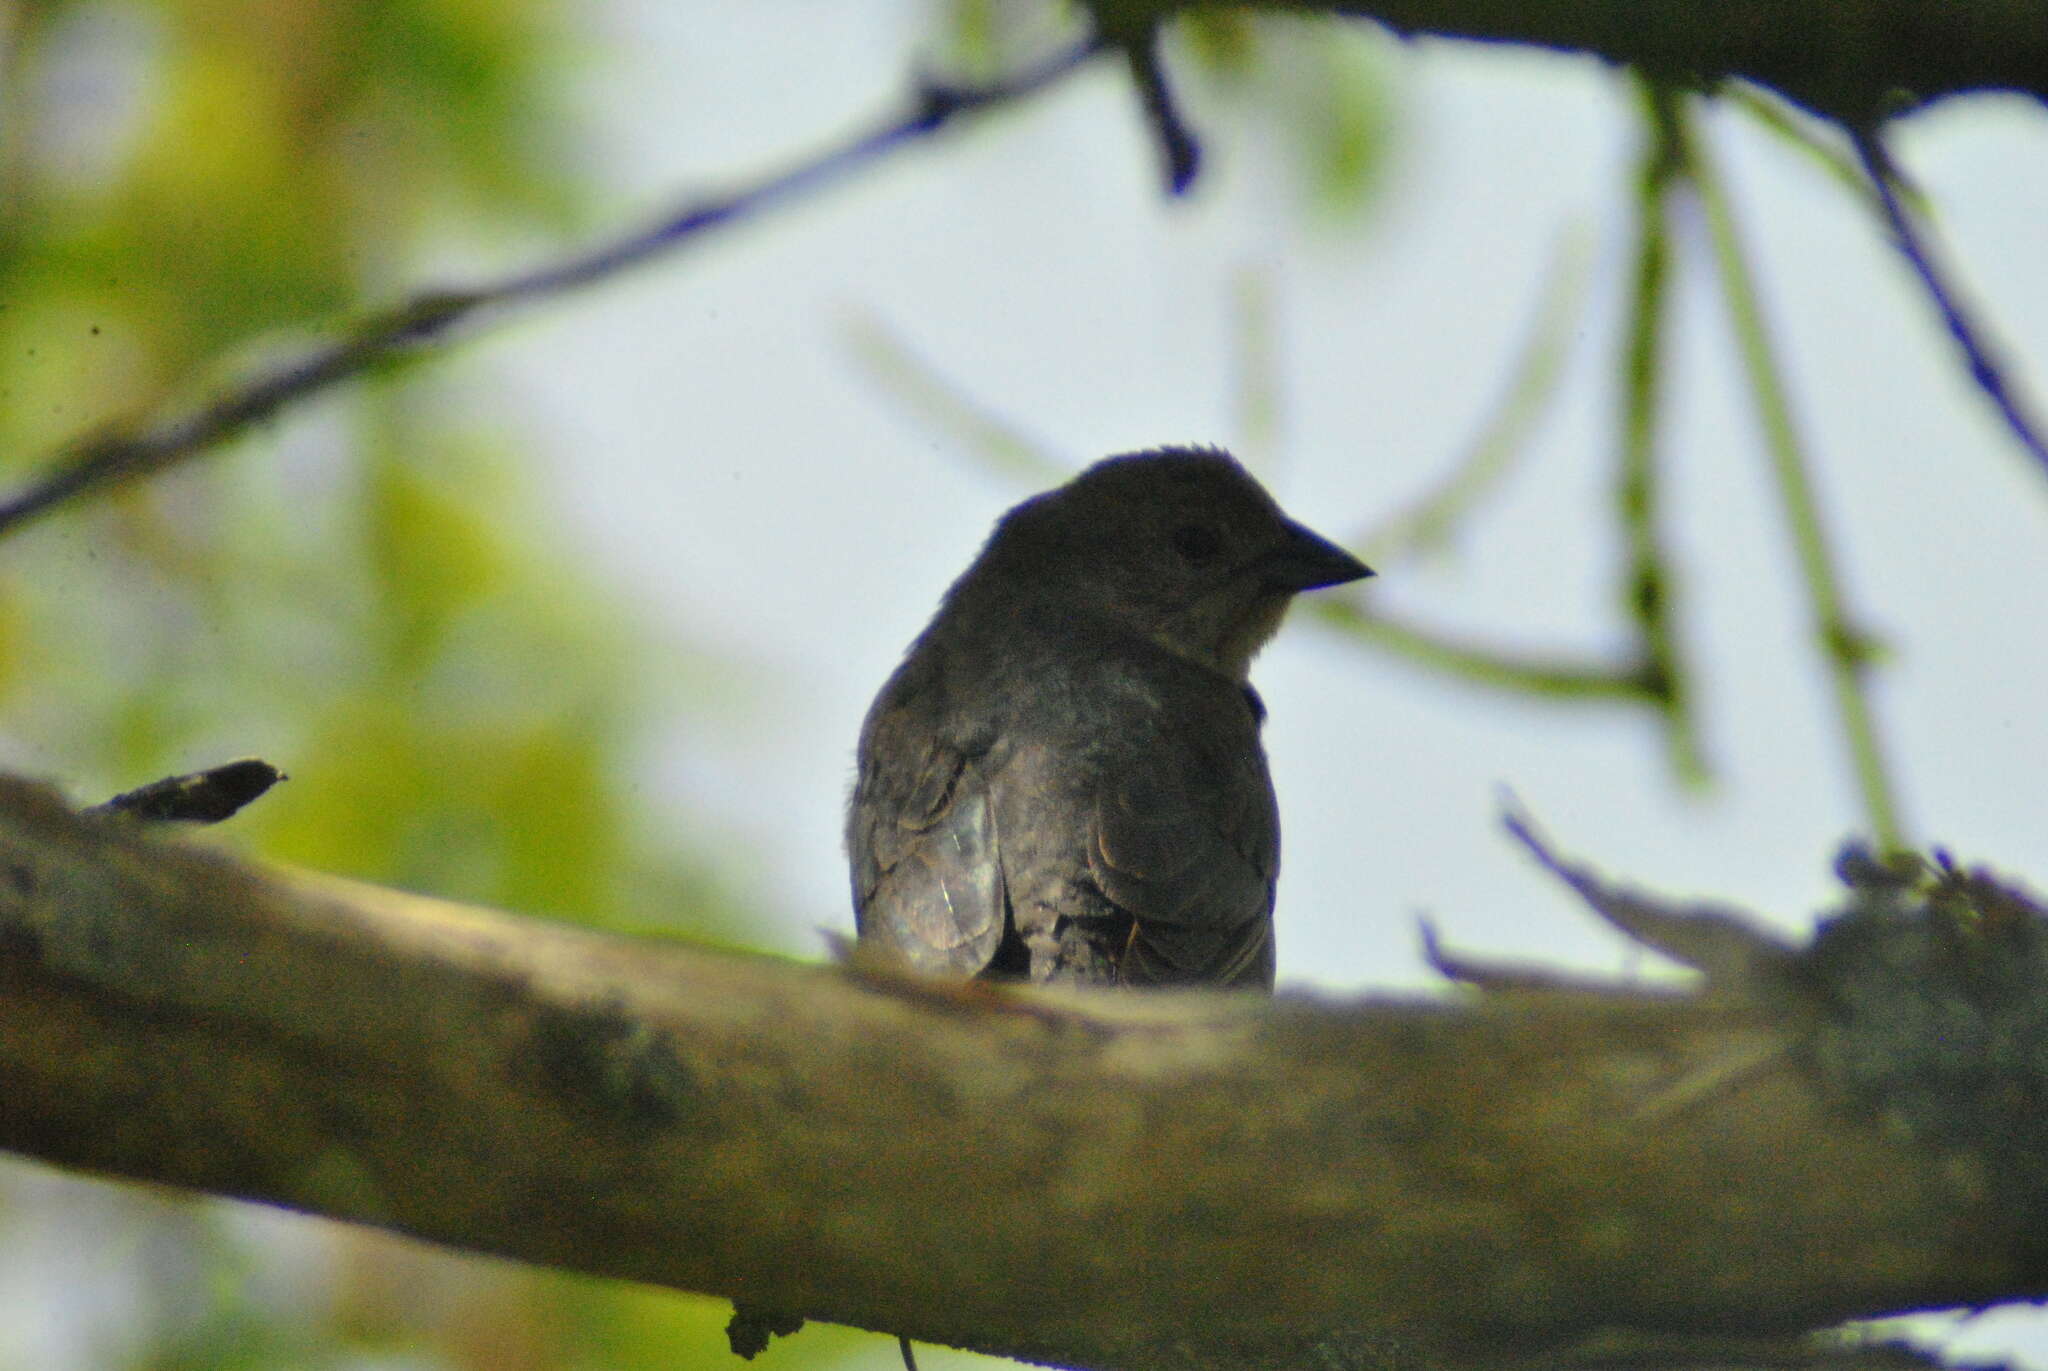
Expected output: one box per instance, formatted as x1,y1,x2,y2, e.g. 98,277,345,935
1086,719,1278,989
850,694,1006,976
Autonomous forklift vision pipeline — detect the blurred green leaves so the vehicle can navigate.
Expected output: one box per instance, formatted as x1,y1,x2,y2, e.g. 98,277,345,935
0,4,768,1367
0,0,579,464
0,0,740,930
1178,9,1395,222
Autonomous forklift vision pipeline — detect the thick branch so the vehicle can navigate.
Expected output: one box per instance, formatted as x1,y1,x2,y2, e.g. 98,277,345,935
1,774,2045,1371
1093,0,2048,122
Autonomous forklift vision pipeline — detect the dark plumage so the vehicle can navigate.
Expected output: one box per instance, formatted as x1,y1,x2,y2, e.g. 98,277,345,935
847,447,1370,989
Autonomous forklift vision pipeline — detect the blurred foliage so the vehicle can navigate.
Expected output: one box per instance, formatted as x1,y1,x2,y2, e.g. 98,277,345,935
1353,232,1590,565
842,308,1068,486
0,0,579,464
0,0,750,934
0,1,793,1369
1176,9,1395,223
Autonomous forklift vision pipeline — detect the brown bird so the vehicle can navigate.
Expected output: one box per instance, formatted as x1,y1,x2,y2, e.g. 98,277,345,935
847,446,1370,989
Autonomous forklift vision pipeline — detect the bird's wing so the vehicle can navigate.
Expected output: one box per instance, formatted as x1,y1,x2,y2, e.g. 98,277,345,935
1087,726,1279,990
851,708,1007,977
1117,910,1274,988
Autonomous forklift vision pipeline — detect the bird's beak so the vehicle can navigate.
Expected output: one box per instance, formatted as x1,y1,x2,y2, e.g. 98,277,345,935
1263,520,1374,591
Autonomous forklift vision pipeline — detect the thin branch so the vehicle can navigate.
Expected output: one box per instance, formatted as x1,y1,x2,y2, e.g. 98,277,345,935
1849,125,2048,482
1115,19,1204,193
838,312,1070,486
1680,94,1908,853
1724,85,1885,210
85,758,284,825
847,290,1660,709
1725,91,2047,481
1618,85,1707,786
1502,805,1799,989
0,41,1100,542
1231,264,1285,467
1352,230,1589,565
1311,594,1662,701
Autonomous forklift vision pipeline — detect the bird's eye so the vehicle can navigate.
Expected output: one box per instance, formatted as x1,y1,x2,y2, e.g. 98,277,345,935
1171,523,1225,564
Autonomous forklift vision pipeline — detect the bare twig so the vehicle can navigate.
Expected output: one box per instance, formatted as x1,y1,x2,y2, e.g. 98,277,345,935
1352,231,1590,564
1230,264,1284,466
839,312,1069,485
0,41,1099,541
1312,593,1662,701
85,758,284,825
1104,14,1203,194
1725,86,1881,208
1850,125,2048,483
1502,804,1800,991
1680,94,1908,853
1616,86,1707,786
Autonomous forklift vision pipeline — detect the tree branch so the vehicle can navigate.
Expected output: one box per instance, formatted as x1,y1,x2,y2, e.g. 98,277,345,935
4,774,2048,1370
0,42,1097,541
1850,125,2048,482
6,3,2040,543
1088,0,2048,124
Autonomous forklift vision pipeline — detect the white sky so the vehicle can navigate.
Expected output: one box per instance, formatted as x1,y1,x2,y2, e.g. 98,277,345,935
454,4,2048,1367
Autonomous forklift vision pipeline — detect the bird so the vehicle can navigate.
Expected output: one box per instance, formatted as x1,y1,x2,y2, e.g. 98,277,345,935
847,446,1371,990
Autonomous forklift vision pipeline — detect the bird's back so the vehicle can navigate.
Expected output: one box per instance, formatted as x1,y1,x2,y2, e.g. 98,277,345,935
850,613,1279,988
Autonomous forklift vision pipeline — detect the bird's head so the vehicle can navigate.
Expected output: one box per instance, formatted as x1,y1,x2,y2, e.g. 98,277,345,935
965,446,1372,680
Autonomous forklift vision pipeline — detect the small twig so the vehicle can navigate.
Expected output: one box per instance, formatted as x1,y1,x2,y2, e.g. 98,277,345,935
1617,85,1707,786
838,311,1069,485
725,1303,804,1360
1230,264,1283,465
1353,229,1590,564
1502,803,1799,992
1725,85,1878,208
1421,916,1694,996
86,758,284,825
1120,24,1203,194
1850,124,2048,483
0,41,1099,541
1680,95,1908,853
1312,595,1664,701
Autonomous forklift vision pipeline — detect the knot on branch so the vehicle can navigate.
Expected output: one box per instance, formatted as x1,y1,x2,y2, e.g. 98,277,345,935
726,1303,805,1359
1801,850,2048,1228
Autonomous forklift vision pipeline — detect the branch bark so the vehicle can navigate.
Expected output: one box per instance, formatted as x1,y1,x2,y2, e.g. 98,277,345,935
1098,0,2048,123
2,773,2045,1371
